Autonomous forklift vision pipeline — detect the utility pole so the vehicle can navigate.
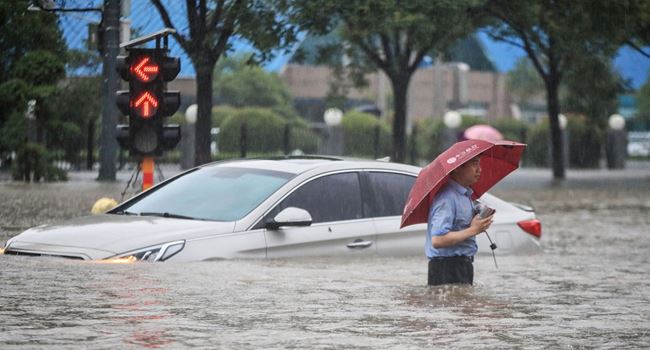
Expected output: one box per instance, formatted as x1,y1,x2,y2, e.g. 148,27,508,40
97,0,120,181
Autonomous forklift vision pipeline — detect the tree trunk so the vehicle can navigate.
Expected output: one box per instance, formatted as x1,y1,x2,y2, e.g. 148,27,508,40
545,74,565,180
194,64,214,166
390,76,410,163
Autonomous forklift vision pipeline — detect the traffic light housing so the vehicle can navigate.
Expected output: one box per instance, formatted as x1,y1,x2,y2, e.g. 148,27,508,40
116,48,181,157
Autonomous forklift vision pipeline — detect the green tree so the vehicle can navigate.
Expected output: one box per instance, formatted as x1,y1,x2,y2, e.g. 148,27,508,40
150,0,298,166
507,57,544,106
0,2,67,160
0,1,66,83
213,55,296,115
48,75,102,169
483,0,631,179
622,0,650,59
562,55,625,129
286,0,482,163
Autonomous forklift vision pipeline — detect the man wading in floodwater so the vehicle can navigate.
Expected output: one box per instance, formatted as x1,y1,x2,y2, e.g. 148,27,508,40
425,155,493,285
400,139,526,286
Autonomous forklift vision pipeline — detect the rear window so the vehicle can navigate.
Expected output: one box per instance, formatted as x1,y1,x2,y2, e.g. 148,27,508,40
365,172,415,217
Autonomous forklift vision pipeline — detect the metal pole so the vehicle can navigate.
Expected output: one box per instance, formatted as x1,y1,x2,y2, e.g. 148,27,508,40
142,157,154,191
97,0,120,181
373,124,380,159
240,123,247,158
283,124,291,155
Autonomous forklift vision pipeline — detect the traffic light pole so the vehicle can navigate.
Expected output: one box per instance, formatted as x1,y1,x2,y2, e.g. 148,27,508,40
141,157,154,191
98,0,121,181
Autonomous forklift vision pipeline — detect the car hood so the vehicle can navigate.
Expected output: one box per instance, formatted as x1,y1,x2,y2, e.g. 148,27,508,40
8,214,235,259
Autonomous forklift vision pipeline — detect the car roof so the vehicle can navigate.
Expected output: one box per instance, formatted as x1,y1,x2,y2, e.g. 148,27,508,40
199,156,421,175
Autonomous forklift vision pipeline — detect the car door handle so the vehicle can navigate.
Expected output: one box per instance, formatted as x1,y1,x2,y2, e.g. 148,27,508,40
346,239,373,249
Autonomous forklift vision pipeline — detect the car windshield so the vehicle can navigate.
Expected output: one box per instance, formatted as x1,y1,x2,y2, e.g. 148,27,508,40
121,166,295,221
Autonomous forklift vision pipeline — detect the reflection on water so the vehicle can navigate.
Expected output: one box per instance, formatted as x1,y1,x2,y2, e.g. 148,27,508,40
1,184,650,348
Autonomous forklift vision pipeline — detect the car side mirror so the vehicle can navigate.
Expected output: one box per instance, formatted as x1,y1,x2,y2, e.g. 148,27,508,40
265,207,312,230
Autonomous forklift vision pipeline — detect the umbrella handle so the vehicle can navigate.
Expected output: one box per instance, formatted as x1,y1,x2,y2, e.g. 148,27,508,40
483,230,498,269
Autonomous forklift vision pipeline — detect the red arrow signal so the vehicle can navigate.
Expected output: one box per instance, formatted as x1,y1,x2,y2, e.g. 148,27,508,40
132,91,159,118
131,56,159,82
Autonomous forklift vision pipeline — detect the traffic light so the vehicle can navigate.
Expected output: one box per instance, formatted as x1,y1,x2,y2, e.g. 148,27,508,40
116,48,181,156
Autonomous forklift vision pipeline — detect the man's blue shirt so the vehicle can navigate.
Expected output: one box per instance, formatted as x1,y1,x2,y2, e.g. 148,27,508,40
425,179,477,259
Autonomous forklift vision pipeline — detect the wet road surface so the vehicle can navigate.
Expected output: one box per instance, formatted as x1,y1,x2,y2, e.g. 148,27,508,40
1,165,649,348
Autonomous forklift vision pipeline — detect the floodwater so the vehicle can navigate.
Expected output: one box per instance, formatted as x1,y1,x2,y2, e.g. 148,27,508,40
1,168,650,349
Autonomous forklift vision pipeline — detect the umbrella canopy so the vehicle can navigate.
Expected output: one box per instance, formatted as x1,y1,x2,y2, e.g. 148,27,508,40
400,139,525,228
464,124,504,141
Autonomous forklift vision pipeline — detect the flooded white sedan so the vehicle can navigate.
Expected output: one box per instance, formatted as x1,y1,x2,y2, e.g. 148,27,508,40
2,157,541,262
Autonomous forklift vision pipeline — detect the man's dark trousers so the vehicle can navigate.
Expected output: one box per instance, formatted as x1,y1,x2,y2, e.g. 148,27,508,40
427,256,474,285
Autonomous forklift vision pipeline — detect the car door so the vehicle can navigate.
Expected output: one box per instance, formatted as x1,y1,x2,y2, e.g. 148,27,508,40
261,171,377,258
362,171,426,256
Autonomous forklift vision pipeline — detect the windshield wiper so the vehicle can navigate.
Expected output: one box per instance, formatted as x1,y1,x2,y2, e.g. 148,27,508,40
138,212,198,220
114,210,138,216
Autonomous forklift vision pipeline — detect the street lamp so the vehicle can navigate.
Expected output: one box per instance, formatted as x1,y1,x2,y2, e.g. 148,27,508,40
442,110,462,149
185,104,197,124
443,110,462,129
324,108,343,127
558,113,568,130
181,104,197,169
323,108,344,155
608,114,625,131
606,113,626,169
556,113,569,169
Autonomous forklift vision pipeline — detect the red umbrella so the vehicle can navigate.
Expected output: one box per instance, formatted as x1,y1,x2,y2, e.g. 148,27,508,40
464,124,504,141
401,139,526,228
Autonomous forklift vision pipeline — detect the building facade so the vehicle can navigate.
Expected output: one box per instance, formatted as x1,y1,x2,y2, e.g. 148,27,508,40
279,62,517,127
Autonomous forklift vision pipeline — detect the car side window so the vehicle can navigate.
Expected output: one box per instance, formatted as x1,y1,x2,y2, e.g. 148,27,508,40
366,172,415,217
265,172,364,224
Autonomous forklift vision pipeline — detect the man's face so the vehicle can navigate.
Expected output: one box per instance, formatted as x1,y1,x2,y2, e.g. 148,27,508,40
451,156,482,186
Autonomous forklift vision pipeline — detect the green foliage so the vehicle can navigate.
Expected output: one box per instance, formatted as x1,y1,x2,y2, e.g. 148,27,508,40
290,125,319,154
11,143,67,182
214,65,294,109
561,56,623,129
0,4,70,160
0,1,66,82
287,0,483,162
151,0,300,164
216,106,318,156
459,115,484,129
169,112,185,125
484,0,634,176
213,55,299,120
507,58,545,105
12,50,65,86
0,111,27,152
0,80,30,151
219,108,289,153
414,116,532,164
212,105,238,127
526,122,549,168
341,110,391,157
492,118,529,143
415,118,445,162
523,117,604,169
567,116,603,169
49,121,83,165
0,79,30,109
